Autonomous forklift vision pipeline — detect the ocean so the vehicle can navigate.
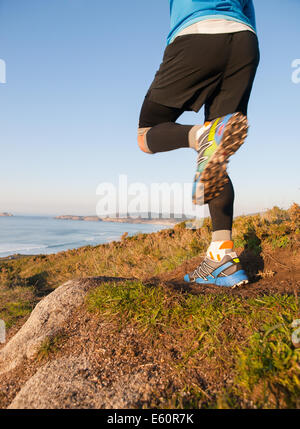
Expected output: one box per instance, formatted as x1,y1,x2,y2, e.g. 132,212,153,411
0,216,170,258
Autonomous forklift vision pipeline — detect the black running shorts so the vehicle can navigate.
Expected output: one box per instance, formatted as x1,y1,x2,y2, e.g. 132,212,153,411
144,31,260,121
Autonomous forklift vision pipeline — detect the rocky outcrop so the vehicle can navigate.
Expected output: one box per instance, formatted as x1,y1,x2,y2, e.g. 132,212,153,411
8,356,96,409
8,355,157,409
100,217,178,225
55,215,102,221
55,214,180,225
0,277,168,409
0,280,92,375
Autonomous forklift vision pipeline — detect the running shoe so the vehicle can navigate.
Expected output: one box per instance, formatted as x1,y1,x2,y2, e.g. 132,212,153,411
192,113,248,205
184,254,249,288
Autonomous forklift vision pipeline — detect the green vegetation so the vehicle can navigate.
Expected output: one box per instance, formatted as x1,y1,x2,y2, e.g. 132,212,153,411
87,280,168,331
0,204,299,408
0,204,299,297
0,286,34,329
88,282,300,408
233,204,300,251
37,331,67,361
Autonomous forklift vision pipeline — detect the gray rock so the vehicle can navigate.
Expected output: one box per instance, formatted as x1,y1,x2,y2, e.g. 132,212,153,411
2,276,161,409
0,280,91,375
8,355,157,409
8,355,97,409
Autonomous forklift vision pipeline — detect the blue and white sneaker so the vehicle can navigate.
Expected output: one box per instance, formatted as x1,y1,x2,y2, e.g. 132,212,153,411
184,254,249,288
192,112,248,205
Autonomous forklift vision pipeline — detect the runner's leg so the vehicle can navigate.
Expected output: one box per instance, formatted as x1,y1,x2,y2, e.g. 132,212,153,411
184,31,260,285
204,31,259,242
137,95,235,234
138,97,191,154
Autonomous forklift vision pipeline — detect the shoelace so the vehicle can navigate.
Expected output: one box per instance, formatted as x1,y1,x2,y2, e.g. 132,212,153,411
192,260,215,280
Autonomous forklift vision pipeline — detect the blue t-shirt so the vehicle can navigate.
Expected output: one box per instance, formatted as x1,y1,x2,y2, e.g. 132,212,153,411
168,0,257,44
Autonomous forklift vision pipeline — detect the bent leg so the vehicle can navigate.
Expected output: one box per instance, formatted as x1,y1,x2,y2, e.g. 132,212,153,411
138,97,235,235
138,97,195,154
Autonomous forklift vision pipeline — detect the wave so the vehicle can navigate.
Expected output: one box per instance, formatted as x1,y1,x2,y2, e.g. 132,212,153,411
47,241,83,249
0,221,166,257
0,236,114,256
0,243,48,255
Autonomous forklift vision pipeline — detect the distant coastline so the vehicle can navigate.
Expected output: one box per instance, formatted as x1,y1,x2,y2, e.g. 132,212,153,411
54,215,185,226
0,212,13,217
55,215,100,222
0,215,174,260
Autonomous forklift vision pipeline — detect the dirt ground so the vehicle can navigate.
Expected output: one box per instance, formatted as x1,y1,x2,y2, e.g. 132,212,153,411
156,247,300,298
0,247,299,409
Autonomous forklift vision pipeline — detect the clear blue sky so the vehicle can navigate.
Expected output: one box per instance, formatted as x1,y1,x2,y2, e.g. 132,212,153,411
0,0,299,216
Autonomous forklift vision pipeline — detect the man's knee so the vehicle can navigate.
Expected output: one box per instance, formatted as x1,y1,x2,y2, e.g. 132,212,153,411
137,127,153,154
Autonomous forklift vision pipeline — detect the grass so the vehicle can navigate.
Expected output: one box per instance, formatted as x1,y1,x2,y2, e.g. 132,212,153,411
87,281,169,331
232,295,300,408
0,286,35,329
0,204,299,297
87,281,300,408
0,203,299,408
36,331,67,361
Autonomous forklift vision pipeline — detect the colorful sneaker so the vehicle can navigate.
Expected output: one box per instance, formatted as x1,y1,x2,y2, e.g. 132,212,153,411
184,254,249,288
192,113,248,205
